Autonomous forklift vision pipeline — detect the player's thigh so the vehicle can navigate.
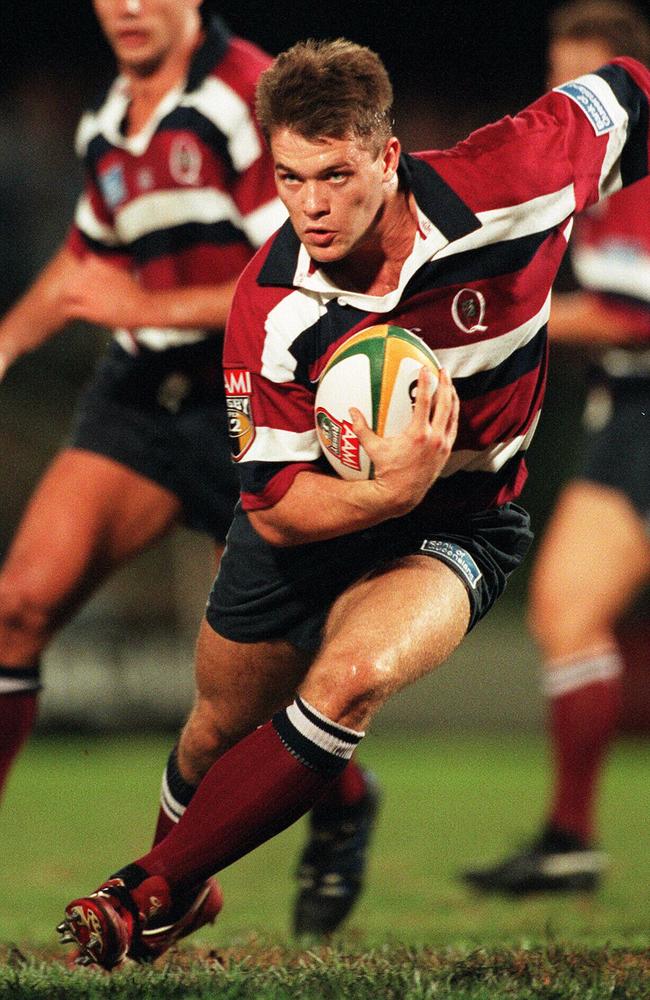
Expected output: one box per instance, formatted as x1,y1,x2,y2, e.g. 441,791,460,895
1,447,182,602
301,555,470,728
192,617,312,740
530,479,650,629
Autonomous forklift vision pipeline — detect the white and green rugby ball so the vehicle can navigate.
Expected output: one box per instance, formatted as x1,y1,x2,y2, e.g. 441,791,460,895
314,324,440,480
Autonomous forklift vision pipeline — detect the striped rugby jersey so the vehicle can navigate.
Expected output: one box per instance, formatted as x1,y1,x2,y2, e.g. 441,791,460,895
571,173,650,378
223,57,650,515
67,16,285,352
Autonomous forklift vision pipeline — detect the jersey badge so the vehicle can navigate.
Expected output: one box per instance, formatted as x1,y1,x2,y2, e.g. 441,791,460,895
315,408,361,472
451,288,487,334
98,164,127,209
224,369,255,459
555,81,614,135
169,135,202,185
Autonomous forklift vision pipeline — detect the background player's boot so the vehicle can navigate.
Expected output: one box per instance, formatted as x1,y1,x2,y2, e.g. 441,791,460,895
461,825,608,895
128,877,223,961
293,771,380,937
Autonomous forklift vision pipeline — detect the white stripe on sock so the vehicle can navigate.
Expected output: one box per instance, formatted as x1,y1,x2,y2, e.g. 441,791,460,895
542,648,623,698
287,699,364,760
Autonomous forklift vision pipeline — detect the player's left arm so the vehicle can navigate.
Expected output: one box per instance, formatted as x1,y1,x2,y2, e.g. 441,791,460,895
549,290,650,343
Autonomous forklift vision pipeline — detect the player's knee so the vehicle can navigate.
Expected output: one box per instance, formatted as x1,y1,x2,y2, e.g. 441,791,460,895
304,653,391,730
0,569,54,646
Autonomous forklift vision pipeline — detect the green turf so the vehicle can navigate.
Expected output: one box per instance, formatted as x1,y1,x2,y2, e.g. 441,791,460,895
1,732,648,953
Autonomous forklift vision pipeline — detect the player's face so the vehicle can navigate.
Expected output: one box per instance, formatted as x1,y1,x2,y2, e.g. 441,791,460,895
93,0,201,76
271,129,400,264
547,37,616,89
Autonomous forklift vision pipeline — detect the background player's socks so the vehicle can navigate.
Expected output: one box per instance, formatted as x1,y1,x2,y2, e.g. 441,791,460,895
0,664,41,799
544,647,623,844
119,698,364,892
312,756,368,819
152,744,197,845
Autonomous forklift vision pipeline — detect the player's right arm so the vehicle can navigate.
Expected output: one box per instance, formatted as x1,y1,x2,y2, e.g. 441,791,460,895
0,244,81,380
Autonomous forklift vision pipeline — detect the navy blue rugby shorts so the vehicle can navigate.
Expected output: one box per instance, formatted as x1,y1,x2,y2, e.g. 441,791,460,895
206,500,533,653
580,376,650,525
69,338,238,541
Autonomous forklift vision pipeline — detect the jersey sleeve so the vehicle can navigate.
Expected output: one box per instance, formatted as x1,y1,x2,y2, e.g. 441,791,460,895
222,260,322,510
432,57,650,222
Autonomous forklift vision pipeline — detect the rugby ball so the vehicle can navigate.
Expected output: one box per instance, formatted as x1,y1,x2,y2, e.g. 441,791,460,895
314,324,440,480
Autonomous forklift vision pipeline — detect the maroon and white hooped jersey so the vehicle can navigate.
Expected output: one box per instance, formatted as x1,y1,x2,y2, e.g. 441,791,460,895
67,16,285,352
224,58,650,515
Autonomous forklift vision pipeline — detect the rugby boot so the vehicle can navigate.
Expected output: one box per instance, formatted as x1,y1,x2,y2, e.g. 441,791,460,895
293,771,380,936
461,826,608,895
129,877,223,961
57,876,169,969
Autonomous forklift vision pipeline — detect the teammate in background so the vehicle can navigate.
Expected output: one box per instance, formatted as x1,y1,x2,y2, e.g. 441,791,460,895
57,36,650,969
462,0,650,896
0,0,378,943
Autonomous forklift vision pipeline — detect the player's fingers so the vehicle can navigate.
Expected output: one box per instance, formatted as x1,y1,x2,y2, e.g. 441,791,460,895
411,366,436,427
444,380,460,442
429,369,454,432
348,406,377,449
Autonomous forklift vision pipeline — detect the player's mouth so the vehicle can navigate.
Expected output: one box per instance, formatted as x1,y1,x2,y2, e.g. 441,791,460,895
116,28,150,49
304,228,337,247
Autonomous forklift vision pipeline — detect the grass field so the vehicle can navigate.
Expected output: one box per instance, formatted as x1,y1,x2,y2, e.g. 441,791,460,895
1,731,648,997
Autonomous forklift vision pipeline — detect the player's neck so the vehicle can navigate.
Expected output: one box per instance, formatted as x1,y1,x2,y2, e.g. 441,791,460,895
324,188,418,297
121,27,202,134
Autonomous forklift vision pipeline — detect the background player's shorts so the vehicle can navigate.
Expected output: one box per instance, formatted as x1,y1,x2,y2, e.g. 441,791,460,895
69,338,238,541
207,501,533,653
581,376,650,527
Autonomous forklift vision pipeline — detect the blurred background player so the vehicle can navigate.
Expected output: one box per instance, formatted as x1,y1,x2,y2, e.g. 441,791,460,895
463,0,650,895
0,0,377,938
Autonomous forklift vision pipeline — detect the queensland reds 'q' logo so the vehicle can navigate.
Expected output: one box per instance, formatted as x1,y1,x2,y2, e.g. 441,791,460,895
451,288,487,334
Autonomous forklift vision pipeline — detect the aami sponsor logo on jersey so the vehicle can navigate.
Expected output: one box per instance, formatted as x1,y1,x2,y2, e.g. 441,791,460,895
316,408,361,472
224,369,255,459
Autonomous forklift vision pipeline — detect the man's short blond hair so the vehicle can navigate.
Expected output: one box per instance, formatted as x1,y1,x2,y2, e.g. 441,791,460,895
550,1,650,65
255,38,394,154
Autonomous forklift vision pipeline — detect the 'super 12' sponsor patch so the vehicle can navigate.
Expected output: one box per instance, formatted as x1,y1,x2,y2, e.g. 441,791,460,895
555,80,615,135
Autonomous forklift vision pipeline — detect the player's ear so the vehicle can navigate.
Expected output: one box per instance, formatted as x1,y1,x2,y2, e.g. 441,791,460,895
381,137,401,182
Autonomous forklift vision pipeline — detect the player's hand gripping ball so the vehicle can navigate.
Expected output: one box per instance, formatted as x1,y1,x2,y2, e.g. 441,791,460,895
314,324,441,480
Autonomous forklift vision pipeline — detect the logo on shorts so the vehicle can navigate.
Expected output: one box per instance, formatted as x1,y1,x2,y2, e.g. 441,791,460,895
451,288,487,334
157,372,191,413
224,369,255,459
169,135,202,185
316,408,361,471
98,164,127,208
555,81,614,135
420,539,483,589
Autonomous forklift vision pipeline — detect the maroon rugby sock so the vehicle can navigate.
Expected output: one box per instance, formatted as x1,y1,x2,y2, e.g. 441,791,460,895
544,649,623,844
119,699,364,893
0,666,41,800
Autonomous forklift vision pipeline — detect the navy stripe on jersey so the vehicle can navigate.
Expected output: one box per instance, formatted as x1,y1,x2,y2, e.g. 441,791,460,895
403,228,555,297
86,135,118,173
453,326,547,400
401,155,481,241
595,64,649,187
129,220,244,265
258,220,302,286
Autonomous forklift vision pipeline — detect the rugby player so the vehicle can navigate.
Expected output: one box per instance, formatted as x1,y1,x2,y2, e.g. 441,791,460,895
0,0,377,943
57,35,650,967
463,0,650,896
